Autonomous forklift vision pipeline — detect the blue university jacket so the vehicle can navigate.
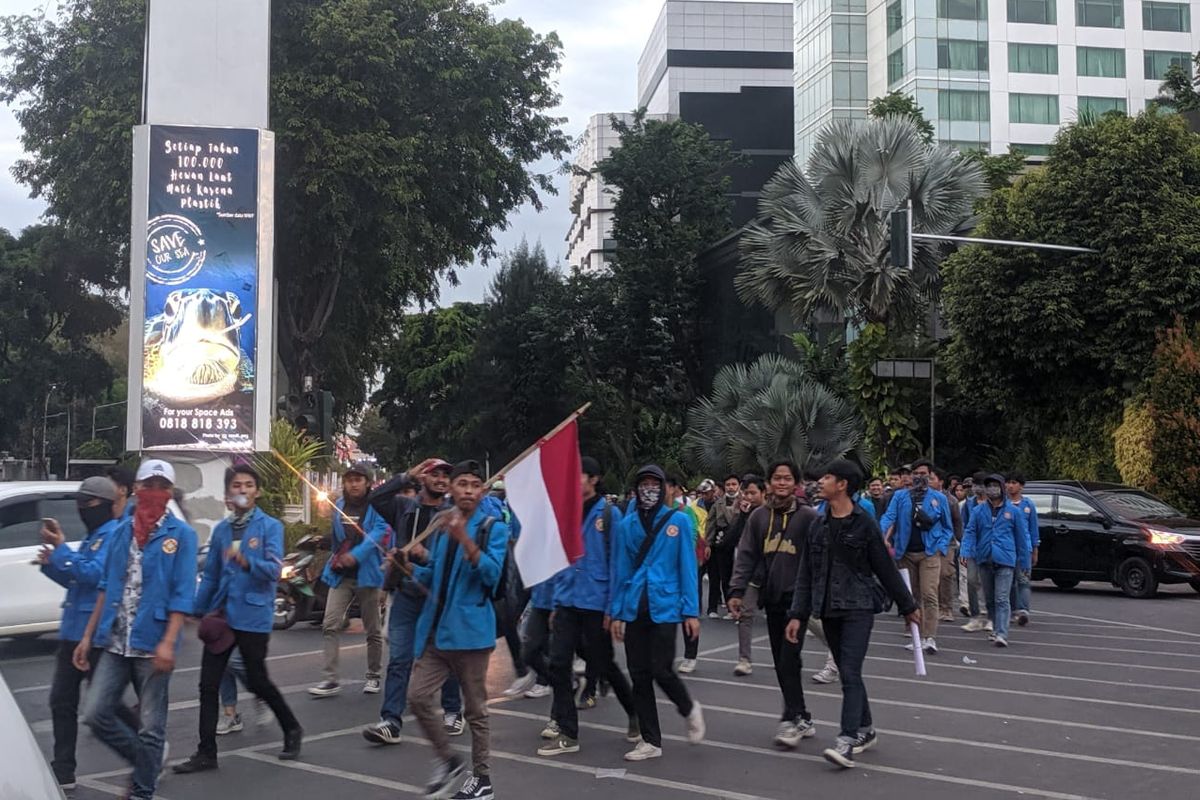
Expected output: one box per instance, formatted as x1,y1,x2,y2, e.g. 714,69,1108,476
41,518,121,642
555,497,619,612
194,508,284,633
608,505,699,624
1012,496,1040,570
880,489,955,557
412,508,510,655
962,500,1030,569
95,513,198,652
321,500,390,589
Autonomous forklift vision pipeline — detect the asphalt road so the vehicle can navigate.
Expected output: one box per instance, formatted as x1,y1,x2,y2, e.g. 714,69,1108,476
2,580,1198,800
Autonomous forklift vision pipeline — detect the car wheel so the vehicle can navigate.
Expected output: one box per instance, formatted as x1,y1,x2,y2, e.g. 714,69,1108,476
1052,578,1080,590
1116,557,1158,599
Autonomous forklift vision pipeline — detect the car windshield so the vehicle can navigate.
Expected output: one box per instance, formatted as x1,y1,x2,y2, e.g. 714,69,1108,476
1093,490,1182,520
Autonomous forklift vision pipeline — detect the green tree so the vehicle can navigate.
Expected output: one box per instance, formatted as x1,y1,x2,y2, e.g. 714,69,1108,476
868,91,936,144
683,354,863,476
354,406,399,468
1154,52,1200,111
942,112,1200,475
1,0,570,417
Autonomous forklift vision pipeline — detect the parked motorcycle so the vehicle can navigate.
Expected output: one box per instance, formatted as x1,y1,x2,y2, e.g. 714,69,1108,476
273,534,388,630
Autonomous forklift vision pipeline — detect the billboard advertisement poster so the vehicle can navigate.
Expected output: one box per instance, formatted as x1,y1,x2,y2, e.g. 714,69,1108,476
141,125,260,451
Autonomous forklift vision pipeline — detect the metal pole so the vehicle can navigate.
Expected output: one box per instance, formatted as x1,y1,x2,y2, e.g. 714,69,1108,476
92,406,98,440
911,233,1097,253
929,359,936,463
65,405,72,480
906,198,914,272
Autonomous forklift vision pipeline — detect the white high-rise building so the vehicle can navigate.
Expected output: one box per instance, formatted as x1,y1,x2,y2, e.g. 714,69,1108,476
565,113,635,274
794,0,1200,161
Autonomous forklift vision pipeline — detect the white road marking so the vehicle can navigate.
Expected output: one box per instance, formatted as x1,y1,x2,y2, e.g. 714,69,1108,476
894,631,1200,658
236,749,425,793
887,643,1200,674
77,777,172,799
696,634,767,657
933,628,1200,647
1034,610,1200,639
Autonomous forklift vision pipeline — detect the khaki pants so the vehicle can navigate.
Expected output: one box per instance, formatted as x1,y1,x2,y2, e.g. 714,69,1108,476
408,646,492,774
899,551,942,639
938,546,958,618
321,579,383,682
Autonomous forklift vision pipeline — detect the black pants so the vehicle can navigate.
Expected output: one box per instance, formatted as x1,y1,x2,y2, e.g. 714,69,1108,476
522,607,552,685
766,604,810,722
50,640,140,783
823,612,875,738
624,614,694,748
494,595,528,677
682,619,699,659
705,551,733,613
550,608,636,740
198,629,299,757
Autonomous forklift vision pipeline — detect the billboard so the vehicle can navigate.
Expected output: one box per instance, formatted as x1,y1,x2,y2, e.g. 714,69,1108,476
139,125,261,451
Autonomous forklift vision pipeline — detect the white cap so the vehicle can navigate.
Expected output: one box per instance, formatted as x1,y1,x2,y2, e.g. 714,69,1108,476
136,459,176,485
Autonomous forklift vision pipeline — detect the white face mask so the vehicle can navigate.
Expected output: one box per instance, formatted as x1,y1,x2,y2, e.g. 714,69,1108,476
230,493,251,510
985,485,1003,500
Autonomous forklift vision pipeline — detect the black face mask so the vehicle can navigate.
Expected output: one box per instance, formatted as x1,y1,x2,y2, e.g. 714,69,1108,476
79,502,114,533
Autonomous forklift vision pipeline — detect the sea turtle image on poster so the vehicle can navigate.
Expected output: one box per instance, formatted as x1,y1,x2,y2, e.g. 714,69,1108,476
144,288,254,406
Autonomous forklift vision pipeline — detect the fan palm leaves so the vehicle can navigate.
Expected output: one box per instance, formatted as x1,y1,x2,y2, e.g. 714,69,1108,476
737,117,986,331
683,354,863,476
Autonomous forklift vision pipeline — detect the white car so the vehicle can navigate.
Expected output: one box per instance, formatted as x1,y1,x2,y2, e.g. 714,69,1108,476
0,669,64,799
0,481,185,638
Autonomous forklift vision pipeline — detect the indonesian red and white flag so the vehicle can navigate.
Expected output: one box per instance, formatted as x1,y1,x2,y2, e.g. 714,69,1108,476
505,419,584,587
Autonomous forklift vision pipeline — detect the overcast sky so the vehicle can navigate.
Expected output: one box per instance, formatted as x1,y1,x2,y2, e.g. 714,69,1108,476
0,0,786,304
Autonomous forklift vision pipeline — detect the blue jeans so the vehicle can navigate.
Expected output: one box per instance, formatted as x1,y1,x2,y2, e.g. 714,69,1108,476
83,652,171,800
979,563,1015,639
1009,568,1031,614
381,590,461,726
219,649,247,708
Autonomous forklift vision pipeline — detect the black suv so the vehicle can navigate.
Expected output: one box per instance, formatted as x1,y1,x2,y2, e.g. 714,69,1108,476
1023,481,1200,599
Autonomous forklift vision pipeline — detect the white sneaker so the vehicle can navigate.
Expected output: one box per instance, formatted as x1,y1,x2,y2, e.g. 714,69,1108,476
215,713,243,735
572,658,586,676
685,702,705,744
707,612,719,619
677,658,697,674
363,677,381,694
904,641,915,651
923,637,938,654
773,717,815,748
985,620,994,632
811,664,839,684
524,683,552,699
733,659,753,676
624,741,663,761
961,618,986,632
540,719,560,739
502,672,537,697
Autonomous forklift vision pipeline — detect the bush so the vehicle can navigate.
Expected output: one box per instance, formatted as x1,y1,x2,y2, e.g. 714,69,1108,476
283,519,331,553
1113,402,1155,489
1134,320,1200,516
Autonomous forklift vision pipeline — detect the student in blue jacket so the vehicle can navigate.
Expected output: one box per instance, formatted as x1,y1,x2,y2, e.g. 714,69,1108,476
75,459,198,800
401,460,510,800
1005,473,1039,625
310,461,390,698
961,474,1030,648
537,456,639,758
38,476,139,790
174,465,303,773
879,459,954,654
609,464,706,763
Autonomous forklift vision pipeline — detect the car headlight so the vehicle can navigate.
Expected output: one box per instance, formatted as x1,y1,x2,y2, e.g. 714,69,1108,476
1144,527,1185,546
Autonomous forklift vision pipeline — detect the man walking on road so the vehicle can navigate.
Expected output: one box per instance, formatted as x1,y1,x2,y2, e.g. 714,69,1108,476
960,473,991,632
609,464,705,762
728,475,765,676
310,462,390,698
1006,473,1039,626
961,474,1030,648
175,465,302,772
705,475,742,618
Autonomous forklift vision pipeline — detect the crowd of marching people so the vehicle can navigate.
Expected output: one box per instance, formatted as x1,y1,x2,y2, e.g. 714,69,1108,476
35,450,1039,800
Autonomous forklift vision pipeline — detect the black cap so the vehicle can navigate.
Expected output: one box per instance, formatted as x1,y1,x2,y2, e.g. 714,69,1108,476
634,464,666,484
345,461,375,480
985,473,1006,486
581,456,602,477
450,460,485,481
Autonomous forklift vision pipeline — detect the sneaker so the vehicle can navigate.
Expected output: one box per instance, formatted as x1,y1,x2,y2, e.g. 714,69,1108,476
502,672,537,698
279,726,303,761
987,632,997,642
362,720,402,745
255,700,274,727
961,618,986,632
677,658,697,674
215,713,243,735
451,774,494,800
626,716,641,743
444,712,465,737
624,740,663,761
540,719,560,739
707,611,719,619
733,659,753,676
1017,611,1030,626
577,693,597,710
308,680,341,697
994,635,1009,648
573,658,587,675
685,702,706,744
172,752,218,774
852,728,877,754
363,678,382,694
774,717,815,748
959,604,970,617
536,735,580,757
424,755,465,798
938,613,954,622
904,641,915,651
984,620,994,632
811,664,839,684
524,683,552,699
721,613,735,621
923,637,938,655
823,736,856,768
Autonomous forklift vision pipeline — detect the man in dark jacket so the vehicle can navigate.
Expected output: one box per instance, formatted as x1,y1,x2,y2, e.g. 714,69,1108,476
727,461,820,749
786,459,919,770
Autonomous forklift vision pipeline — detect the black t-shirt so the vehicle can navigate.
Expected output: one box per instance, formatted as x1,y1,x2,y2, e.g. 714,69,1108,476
341,500,367,581
822,515,852,614
906,490,926,554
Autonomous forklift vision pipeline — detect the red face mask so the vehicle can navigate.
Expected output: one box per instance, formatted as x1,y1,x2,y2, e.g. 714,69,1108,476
133,487,171,547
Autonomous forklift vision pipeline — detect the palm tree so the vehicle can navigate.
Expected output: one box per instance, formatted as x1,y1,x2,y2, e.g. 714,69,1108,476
736,117,986,332
683,354,863,477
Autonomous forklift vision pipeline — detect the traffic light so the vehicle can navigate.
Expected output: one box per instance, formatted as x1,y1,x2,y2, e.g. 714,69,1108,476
294,391,319,437
317,390,334,457
890,209,910,268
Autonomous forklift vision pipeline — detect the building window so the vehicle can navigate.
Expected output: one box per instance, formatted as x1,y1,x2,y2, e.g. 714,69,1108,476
1076,46,1126,77
939,89,991,121
1013,143,1052,156
833,64,868,105
1076,0,1123,27
1078,96,1128,115
938,39,990,70
887,0,904,34
938,0,987,20
1143,1,1190,30
1008,0,1056,23
941,140,990,153
1008,43,1058,73
1009,93,1060,124
1144,50,1192,80
833,17,868,59
888,48,905,85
